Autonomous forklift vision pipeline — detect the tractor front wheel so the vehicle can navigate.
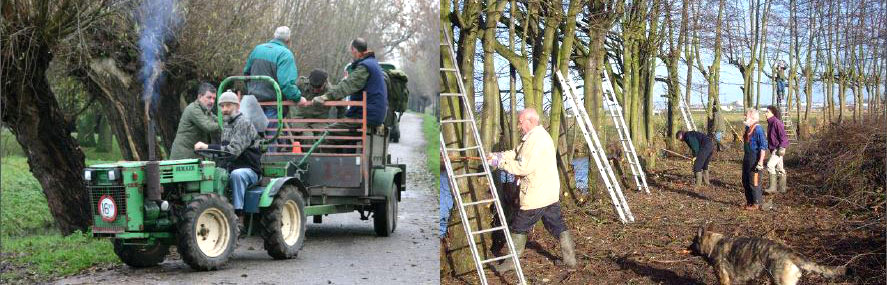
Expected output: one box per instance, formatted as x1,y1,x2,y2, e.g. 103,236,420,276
176,193,237,271
112,239,169,267
261,185,307,259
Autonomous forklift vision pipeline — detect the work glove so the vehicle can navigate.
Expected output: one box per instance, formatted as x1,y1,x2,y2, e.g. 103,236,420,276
487,152,503,168
312,95,328,105
777,147,786,156
755,163,764,171
691,157,696,163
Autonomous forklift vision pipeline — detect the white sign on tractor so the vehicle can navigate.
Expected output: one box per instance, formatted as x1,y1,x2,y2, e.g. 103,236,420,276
99,195,117,222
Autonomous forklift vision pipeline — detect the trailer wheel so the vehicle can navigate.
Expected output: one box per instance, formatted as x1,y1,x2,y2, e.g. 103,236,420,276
112,239,169,267
261,185,307,259
176,193,237,271
373,184,397,236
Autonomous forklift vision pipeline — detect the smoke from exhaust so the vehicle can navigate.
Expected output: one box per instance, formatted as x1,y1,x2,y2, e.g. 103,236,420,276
137,0,181,109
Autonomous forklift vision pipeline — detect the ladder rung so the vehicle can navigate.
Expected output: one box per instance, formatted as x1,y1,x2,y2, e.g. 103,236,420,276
441,119,472,124
446,145,482,152
454,172,487,179
440,93,462,96
440,67,458,72
481,254,514,264
463,198,496,207
471,225,506,235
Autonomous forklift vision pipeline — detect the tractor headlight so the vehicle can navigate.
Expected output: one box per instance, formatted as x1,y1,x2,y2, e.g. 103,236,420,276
84,170,92,181
107,169,118,181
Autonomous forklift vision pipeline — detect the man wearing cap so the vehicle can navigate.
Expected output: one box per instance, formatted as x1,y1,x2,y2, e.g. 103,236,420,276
243,26,310,151
292,69,336,141
170,82,220,160
311,38,388,146
194,91,262,227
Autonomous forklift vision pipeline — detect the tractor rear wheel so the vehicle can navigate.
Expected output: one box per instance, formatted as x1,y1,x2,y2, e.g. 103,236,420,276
176,193,237,271
112,239,169,267
373,185,397,236
261,185,307,259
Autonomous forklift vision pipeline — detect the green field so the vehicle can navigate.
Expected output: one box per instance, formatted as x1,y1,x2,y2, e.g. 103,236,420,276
1,129,120,282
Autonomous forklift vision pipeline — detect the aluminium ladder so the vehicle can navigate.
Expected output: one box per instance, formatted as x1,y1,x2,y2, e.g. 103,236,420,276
679,94,696,131
555,70,634,223
779,101,798,141
439,28,526,285
599,71,651,194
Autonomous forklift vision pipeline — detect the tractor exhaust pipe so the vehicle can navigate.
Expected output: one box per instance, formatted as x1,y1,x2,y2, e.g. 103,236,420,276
145,160,161,201
144,71,161,201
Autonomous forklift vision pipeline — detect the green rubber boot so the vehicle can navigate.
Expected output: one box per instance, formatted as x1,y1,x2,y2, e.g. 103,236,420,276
703,169,711,186
559,231,578,268
778,173,787,193
494,233,526,272
694,171,703,187
765,173,778,194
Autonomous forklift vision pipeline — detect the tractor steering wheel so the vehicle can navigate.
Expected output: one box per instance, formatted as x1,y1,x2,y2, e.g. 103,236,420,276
194,148,236,160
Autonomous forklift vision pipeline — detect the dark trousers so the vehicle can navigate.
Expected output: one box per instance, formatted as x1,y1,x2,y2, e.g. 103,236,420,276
693,143,714,172
742,146,763,205
509,203,567,237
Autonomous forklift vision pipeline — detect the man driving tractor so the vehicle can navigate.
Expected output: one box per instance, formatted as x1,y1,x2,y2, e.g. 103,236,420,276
194,91,262,228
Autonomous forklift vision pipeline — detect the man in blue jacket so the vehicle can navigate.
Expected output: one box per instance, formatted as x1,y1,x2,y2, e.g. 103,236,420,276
312,38,388,150
742,109,768,210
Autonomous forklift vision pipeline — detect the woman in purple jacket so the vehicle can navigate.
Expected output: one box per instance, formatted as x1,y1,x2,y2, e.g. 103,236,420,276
764,105,789,194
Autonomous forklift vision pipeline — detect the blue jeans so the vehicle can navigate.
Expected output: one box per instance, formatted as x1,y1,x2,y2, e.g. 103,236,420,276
229,168,258,210
440,172,454,237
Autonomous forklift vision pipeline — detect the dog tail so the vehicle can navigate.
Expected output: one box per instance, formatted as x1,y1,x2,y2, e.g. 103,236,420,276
793,256,847,277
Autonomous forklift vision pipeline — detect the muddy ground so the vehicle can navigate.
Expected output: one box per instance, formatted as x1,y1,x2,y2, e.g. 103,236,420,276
443,142,883,284
58,112,439,284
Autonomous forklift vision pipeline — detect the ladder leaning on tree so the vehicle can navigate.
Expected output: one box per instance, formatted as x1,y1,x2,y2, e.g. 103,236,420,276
439,28,527,285
599,71,651,194
555,70,635,223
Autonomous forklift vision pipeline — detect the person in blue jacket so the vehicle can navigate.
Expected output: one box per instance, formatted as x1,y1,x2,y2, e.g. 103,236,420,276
741,109,768,210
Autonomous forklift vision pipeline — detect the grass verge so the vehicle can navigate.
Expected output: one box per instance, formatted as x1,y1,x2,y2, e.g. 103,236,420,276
421,113,439,190
0,232,118,282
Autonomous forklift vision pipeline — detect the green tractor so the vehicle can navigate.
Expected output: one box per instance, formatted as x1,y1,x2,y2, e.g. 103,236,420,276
85,76,405,270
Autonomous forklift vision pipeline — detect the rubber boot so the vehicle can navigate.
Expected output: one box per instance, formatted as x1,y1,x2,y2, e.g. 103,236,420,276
764,173,778,194
559,231,578,269
703,169,711,186
694,171,703,187
494,233,526,272
777,173,787,193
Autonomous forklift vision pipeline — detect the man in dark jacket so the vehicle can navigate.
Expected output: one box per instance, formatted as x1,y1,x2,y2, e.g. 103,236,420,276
312,38,388,148
677,130,714,187
170,82,220,159
195,91,261,223
764,105,789,194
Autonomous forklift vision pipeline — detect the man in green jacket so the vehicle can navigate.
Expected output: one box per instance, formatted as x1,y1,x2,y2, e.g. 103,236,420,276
169,82,221,160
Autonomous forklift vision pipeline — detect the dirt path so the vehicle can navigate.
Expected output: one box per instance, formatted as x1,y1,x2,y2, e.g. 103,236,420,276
445,146,878,284
58,112,438,284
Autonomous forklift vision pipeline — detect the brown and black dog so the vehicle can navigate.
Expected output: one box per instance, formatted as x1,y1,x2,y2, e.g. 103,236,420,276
689,225,846,285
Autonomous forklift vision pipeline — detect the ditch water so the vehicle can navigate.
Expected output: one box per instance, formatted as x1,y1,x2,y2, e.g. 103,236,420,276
571,157,590,193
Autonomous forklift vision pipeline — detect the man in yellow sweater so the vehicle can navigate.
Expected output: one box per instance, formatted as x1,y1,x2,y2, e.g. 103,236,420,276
488,108,577,271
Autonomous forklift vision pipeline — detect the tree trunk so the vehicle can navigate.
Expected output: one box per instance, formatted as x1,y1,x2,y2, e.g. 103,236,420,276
1,44,91,235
